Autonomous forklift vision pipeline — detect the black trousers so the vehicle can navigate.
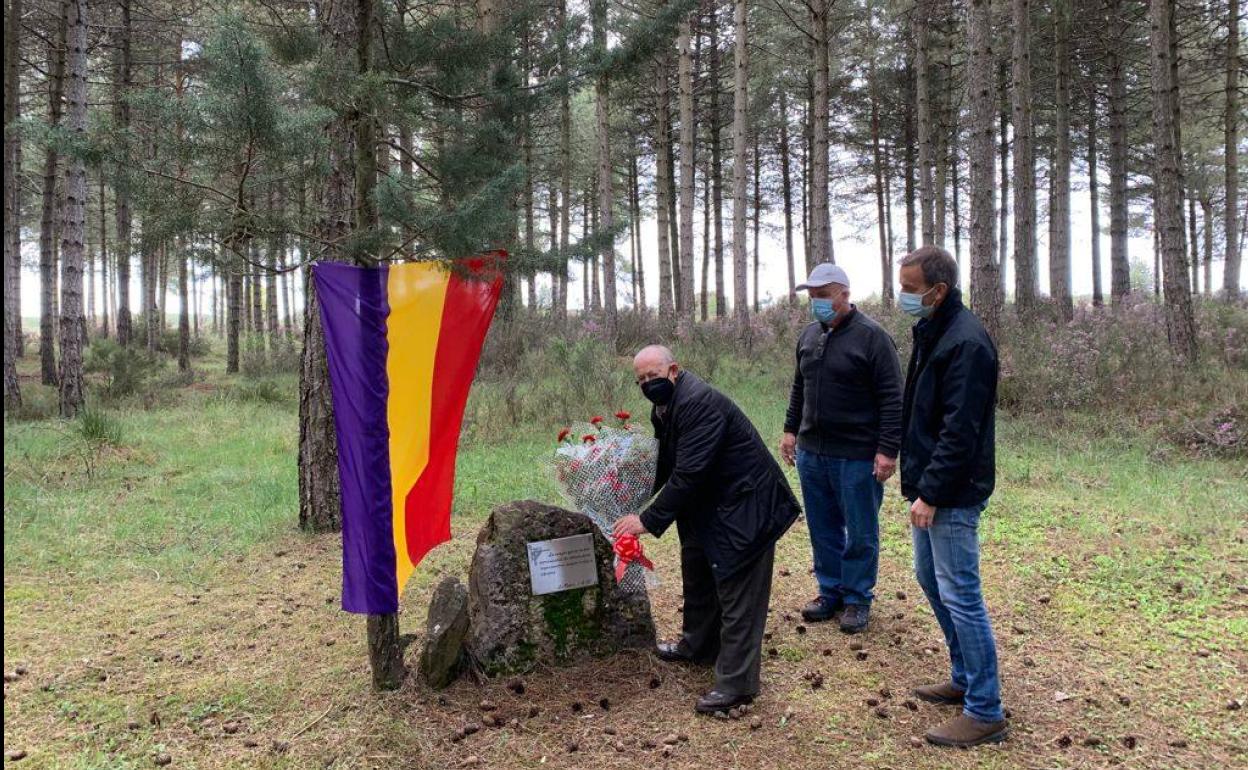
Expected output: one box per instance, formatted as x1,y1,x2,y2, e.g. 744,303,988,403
676,537,775,697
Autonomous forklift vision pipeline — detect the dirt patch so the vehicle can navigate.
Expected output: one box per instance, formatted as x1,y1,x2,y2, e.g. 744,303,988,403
4,516,1245,769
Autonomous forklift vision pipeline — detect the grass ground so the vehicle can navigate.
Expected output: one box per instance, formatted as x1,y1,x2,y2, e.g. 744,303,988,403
3,343,1247,769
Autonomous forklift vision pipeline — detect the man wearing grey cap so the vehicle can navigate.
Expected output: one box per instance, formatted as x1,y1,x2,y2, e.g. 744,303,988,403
781,263,903,634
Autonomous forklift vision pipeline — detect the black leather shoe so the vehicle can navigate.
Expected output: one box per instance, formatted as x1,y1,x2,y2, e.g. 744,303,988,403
839,604,870,634
695,690,755,714
656,641,695,663
801,595,843,623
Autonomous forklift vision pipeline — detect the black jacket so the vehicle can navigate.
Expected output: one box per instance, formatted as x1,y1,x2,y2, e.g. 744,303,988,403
783,307,904,460
900,289,998,508
640,371,801,580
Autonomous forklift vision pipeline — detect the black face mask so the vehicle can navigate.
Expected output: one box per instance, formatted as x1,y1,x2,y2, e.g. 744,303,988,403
641,376,675,406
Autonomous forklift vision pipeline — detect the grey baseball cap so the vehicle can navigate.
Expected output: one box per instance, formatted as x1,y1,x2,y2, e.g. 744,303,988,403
795,262,850,291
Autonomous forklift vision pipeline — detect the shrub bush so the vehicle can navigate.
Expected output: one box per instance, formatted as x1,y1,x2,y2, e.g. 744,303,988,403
77,408,124,447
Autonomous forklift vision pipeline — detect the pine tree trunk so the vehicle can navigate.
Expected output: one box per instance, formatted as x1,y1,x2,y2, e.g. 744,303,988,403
1201,194,1213,297
3,0,22,409
1012,0,1037,313
98,174,109,337
41,0,69,387
266,243,279,353
1107,0,1130,302
869,36,892,306
300,0,362,535
143,241,157,353
1189,195,1199,296
582,187,591,312
950,123,960,263
549,184,562,312
57,0,86,418
810,0,832,262
178,241,190,372
630,152,646,309
801,93,812,271
113,0,133,346
997,59,1009,289
903,61,917,253
709,7,725,317
967,0,1002,339
667,133,681,311
678,14,696,327
701,155,711,320
779,89,796,301
556,0,571,322
730,0,748,324
86,181,95,335
592,0,615,340
1149,0,1197,362
1224,0,1240,298
914,0,936,246
752,135,760,313
653,55,673,321
1049,0,1072,320
228,264,241,372
1088,91,1103,307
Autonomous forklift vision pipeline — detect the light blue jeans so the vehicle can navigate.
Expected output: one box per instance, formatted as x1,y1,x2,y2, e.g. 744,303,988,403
912,500,1004,723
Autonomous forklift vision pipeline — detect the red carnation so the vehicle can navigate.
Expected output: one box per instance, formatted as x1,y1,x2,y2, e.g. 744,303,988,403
615,410,631,421
582,434,597,444
590,416,604,426
557,427,572,443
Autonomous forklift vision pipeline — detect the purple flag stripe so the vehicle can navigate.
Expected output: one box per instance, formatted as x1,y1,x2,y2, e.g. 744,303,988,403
313,262,399,614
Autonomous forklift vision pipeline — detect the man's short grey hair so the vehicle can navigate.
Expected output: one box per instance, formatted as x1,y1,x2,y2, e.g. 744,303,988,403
634,344,675,367
900,245,959,289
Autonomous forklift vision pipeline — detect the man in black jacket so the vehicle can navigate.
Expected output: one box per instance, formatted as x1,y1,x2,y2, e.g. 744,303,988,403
614,345,801,714
781,263,903,634
897,246,1007,748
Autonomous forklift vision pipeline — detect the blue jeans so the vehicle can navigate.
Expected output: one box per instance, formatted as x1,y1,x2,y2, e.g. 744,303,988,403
912,501,1003,723
795,450,882,607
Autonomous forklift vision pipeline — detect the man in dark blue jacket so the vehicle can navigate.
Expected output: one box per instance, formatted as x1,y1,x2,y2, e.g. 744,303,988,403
897,246,1007,748
614,345,800,715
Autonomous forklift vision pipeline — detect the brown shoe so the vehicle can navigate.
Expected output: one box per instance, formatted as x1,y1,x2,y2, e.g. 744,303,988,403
913,682,966,705
924,714,1008,747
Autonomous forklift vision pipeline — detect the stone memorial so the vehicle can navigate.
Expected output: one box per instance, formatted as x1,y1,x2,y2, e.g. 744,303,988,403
463,500,656,676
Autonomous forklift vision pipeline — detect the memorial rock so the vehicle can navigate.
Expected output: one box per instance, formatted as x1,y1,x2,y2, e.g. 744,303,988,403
464,500,656,675
418,576,469,689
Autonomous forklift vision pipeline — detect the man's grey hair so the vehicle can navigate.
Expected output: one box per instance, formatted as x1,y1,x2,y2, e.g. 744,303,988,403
900,245,959,289
634,344,675,367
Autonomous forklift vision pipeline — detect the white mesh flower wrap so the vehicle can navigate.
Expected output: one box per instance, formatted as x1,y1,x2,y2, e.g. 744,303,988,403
548,418,659,593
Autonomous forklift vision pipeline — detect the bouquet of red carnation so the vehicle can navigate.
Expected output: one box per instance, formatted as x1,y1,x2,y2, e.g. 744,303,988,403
550,411,658,592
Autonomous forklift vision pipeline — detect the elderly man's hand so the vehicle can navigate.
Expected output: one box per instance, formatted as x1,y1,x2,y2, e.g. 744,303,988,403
613,514,648,539
873,452,896,482
780,432,797,466
909,498,936,529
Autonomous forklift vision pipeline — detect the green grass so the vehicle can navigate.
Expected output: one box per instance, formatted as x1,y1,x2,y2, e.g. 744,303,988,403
4,339,1247,769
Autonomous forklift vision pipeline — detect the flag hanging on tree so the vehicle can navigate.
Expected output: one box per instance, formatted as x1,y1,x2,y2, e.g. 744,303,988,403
313,254,505,614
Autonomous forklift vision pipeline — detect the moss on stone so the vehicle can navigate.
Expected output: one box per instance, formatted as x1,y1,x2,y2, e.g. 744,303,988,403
541,587,602,659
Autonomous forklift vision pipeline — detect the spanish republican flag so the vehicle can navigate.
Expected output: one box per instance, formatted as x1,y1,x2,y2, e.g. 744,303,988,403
313,255,504,614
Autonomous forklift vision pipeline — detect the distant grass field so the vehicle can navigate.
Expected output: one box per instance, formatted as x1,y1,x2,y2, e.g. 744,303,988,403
4,340,1246,769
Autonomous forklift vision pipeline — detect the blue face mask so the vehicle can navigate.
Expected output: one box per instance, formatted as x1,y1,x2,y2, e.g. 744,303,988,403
811,298,838,324
899,287,937,319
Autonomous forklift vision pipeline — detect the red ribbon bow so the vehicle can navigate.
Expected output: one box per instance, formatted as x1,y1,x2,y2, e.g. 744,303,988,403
613,534,654,581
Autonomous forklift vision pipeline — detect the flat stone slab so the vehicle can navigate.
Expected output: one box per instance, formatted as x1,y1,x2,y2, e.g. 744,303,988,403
418,576,469,689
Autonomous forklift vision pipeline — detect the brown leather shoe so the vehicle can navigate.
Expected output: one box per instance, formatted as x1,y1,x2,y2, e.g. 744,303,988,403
913,682,966,705
924,714,1008,747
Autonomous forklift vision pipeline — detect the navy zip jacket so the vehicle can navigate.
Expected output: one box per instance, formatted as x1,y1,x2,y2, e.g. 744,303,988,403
900,289,998,508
